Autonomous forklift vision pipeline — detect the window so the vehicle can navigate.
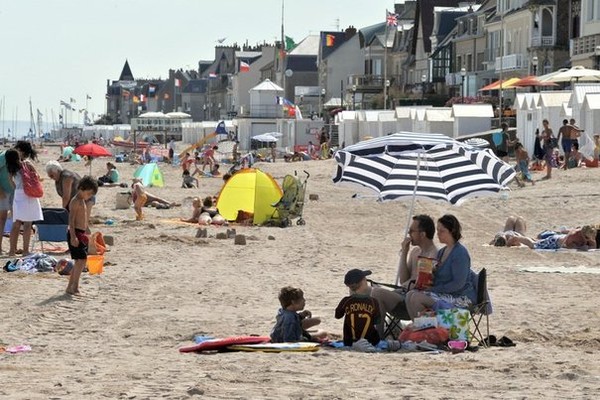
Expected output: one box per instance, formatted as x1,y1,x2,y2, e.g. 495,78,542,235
589,0,600,21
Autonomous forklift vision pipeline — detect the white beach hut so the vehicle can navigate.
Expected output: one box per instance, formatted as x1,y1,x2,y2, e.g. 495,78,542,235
336,111,358,147
580,93,600,150
451,104,494,138
395,107,413,131
411,108,427,133
569,83,600,130
249,79,284,118
424,108,453,136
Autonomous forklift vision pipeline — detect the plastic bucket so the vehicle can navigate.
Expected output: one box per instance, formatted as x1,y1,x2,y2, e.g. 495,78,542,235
115,192,131,209
87,255,104,275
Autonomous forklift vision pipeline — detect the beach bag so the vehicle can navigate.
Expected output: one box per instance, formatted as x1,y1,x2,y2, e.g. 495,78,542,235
436,308,472,342
414,256,436,290
88,232,107,255
399,326,449,345
21,162,44,198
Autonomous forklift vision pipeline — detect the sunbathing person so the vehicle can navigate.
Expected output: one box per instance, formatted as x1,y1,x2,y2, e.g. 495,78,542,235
514,226,597,250
198,196,225,225
180,197,202,223
131,178,180,220
491,215,529,247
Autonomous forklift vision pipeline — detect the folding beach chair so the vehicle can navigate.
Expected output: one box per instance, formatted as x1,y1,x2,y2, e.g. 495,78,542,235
367,279,412,339
32,208,69,253
469,268,492,347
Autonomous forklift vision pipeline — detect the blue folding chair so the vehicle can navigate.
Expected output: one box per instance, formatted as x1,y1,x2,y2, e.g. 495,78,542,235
32,208,69,253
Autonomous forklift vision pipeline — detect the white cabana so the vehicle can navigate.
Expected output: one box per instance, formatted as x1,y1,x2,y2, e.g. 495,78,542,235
424,108,453,135
249,79,284,118
580,93,600,151
394,107,413,131
451,104,494,138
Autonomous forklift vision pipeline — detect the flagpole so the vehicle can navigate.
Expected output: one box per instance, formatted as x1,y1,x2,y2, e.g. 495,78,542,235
383,10,389,110
281,0,286,96
499,11,504,127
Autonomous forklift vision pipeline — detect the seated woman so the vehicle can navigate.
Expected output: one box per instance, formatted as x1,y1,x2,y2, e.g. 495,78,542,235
406,214,477,319
198,196,225,225
180,197,202,223
584,135,600,168
568,142,583,169
98,162,120,185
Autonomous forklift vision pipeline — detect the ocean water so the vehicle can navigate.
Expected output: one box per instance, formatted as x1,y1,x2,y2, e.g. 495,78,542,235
0,120,73,140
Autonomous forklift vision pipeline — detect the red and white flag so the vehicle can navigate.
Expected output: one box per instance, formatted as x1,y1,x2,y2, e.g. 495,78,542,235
208,72,218,79
174,78,181,87
240,61,250,73
386,10,398,26
140,94,146,102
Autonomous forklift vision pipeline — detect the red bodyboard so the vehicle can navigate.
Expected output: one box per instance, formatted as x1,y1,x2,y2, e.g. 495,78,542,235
179,336,271,353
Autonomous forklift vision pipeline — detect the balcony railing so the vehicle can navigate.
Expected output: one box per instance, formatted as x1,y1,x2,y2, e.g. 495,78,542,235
495,54,523,71
531,36,555,47
347,75,385,90
571,34,600,57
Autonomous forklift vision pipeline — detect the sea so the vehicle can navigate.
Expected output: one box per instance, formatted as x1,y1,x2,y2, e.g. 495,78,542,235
0,120,80,140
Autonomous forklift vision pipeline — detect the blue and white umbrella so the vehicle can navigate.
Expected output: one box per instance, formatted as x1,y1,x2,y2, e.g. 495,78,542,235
334,132,515,205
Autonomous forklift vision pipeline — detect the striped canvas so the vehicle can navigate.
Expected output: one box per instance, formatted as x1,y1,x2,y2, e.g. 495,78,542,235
334,138,516,205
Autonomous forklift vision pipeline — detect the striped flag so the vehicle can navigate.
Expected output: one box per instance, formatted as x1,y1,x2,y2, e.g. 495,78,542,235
239,61,250,72
208,72,218,79
325,34,335,47
175,78,181,87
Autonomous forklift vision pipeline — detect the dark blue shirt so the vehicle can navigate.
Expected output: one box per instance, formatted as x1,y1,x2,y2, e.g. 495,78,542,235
270,308,302,343
432,242,477,303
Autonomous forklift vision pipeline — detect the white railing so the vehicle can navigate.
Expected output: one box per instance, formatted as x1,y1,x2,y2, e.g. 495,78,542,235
531,36,555,47
495,54,523,71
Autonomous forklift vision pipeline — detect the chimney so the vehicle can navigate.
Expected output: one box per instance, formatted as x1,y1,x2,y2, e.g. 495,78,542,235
345,25,357,40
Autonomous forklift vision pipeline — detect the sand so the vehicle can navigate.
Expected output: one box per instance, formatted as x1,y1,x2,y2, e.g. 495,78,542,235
2,145,600,399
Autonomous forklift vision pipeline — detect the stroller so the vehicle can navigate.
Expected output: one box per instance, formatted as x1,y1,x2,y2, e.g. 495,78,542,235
268,171,309,227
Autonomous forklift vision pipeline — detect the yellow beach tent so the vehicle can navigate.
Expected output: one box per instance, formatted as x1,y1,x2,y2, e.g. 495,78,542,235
216,169,282,225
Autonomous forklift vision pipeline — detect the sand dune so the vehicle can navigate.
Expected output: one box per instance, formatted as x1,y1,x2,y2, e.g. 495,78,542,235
1,145,600,399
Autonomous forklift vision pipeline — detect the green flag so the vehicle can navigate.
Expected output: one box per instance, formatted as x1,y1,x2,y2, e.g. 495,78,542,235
285,36,296,51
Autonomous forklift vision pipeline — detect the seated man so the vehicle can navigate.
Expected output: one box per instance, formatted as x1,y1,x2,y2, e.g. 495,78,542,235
369,214,438,338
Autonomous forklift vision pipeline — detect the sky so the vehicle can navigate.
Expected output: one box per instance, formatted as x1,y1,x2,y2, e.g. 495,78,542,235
0,0,398,128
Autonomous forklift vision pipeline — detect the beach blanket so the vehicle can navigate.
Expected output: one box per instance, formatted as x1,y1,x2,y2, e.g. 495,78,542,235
519,266,600,274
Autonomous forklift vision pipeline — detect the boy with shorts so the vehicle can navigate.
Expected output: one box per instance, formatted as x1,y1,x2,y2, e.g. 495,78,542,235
270,286,326,342
335,269,381,347
66,176,98,295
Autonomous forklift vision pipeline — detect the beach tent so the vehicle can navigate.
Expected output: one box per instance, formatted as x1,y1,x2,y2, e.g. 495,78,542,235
133,163,164,187
216,168,282,225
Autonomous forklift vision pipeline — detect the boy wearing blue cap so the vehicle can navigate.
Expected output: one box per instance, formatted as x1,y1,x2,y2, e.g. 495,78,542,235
335,269,381,346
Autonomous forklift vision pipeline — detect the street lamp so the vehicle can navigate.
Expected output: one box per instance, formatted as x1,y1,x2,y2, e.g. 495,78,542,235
385,79,390,109
532,56,539,76
203,104,207,120
352,84,357,110
460,68,467,103
595,46,600,70
421,75,426,102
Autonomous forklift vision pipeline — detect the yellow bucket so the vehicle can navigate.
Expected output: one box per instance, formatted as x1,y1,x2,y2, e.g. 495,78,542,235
87,255,104,275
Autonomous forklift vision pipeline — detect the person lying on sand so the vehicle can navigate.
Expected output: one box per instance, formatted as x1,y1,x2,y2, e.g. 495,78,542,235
507,225,596,251
180,197,202,223
491,215,529,247
131,178,180,221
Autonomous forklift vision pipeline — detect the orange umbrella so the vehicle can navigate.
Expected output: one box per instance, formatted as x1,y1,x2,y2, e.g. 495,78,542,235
478,78,521,91
504,76,559,89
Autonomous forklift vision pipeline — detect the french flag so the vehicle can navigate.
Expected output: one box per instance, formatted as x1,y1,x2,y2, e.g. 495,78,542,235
239,61,250,73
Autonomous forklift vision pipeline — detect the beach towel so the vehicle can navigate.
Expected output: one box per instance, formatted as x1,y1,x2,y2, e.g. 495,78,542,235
519,266,600,274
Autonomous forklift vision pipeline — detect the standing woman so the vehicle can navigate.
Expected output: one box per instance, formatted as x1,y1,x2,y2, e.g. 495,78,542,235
6,145,44,257
541,119,555,180
405,214,477,319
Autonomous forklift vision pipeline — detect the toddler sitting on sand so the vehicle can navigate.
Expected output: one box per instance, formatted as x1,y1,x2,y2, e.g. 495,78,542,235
270,286,327,342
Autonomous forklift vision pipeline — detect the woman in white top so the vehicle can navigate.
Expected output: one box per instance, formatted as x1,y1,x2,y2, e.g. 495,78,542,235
7,143,43,257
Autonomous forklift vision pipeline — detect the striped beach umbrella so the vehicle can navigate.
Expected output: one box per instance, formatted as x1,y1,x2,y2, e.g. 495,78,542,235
333,132,515,206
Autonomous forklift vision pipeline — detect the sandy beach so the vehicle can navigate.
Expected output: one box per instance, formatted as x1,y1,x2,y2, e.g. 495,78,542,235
2,145,600,399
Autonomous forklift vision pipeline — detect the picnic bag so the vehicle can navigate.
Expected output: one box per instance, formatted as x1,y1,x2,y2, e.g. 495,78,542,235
436,308,472,342
414,256,436,290
21,162,44,198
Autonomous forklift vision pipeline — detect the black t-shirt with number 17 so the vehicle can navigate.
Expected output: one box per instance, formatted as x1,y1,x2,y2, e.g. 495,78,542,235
335,294,381,346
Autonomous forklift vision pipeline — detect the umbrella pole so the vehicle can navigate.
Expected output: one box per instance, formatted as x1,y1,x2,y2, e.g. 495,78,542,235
395,153,421,285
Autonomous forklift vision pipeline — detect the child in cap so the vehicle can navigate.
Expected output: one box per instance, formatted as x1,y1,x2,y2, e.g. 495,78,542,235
270,286,326,343
335,269,381,347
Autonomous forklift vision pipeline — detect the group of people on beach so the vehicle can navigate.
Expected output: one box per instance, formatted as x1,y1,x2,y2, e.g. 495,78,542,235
271,214,480,349
0,142,99,295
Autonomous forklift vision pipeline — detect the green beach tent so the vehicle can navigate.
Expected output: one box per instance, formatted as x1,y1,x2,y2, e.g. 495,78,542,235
133,163,164,187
